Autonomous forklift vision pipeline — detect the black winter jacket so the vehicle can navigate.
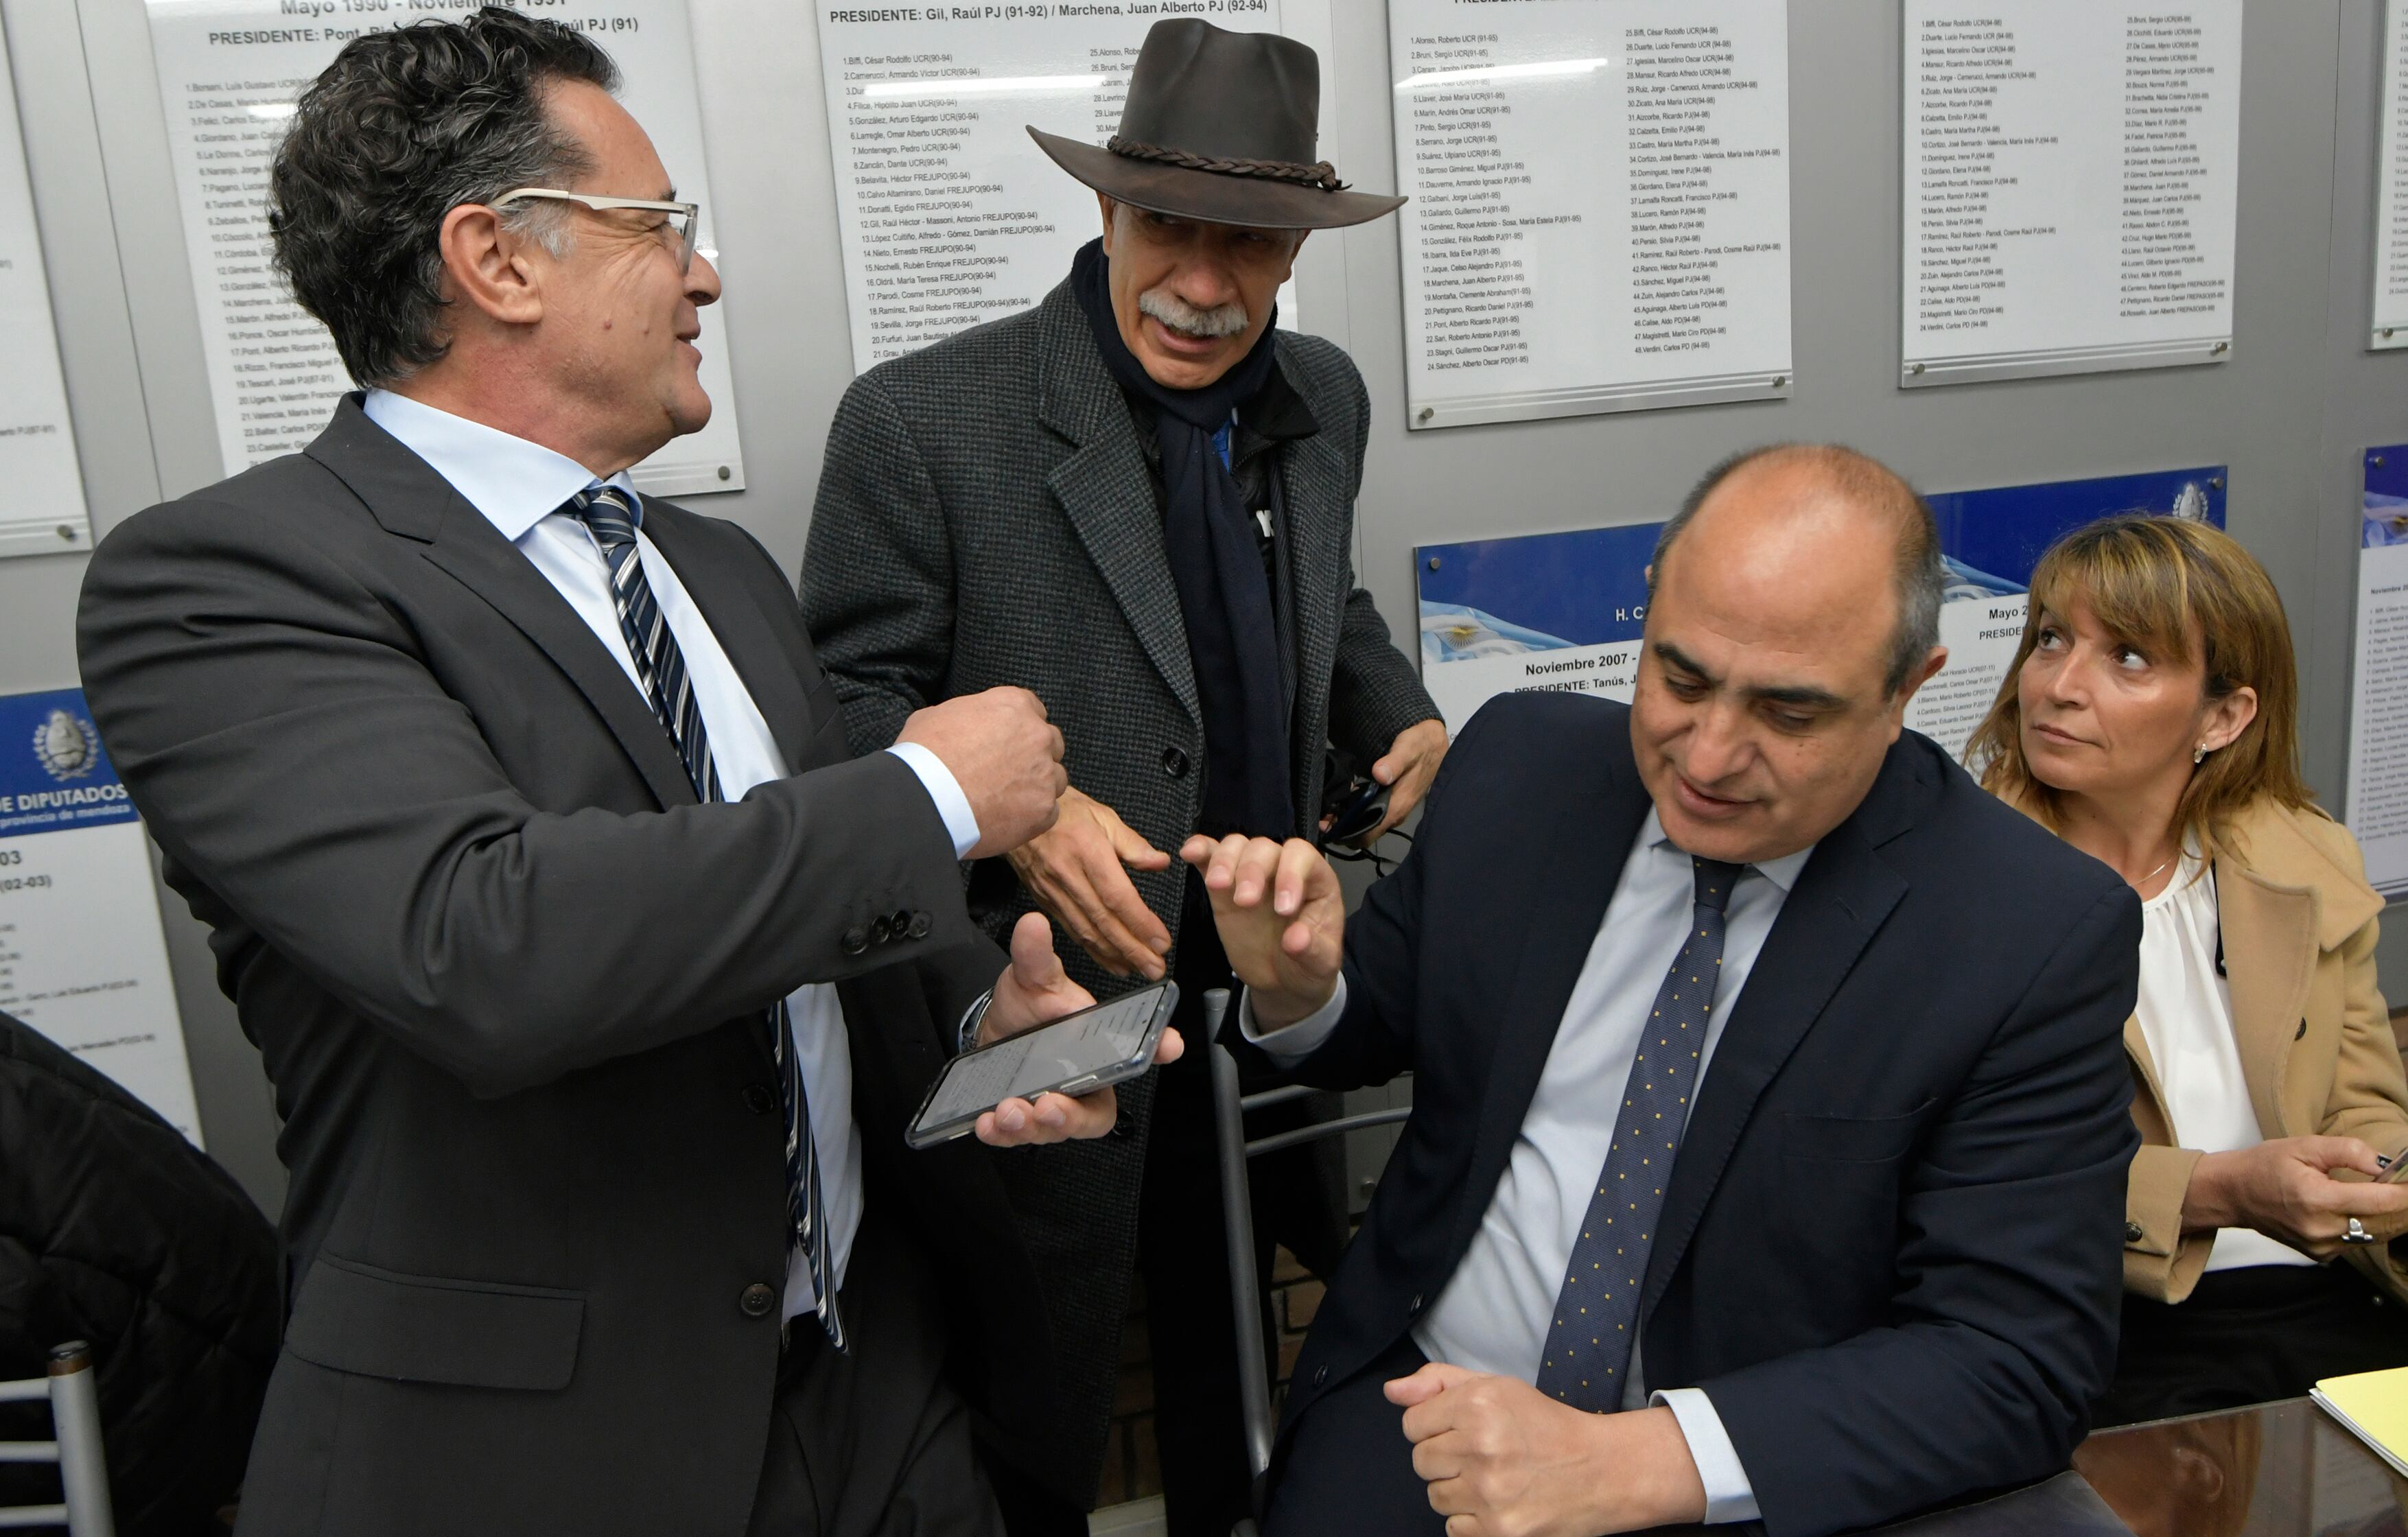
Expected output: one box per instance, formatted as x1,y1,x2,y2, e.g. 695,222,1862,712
0,1009,278,1534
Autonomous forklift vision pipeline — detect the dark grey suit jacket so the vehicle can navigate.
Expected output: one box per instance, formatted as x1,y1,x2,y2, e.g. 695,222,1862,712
801,280,1436,1499
75,399,1053,1535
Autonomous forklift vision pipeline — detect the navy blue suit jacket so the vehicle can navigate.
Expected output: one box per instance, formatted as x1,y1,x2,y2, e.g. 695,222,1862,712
1261,692,2141,1537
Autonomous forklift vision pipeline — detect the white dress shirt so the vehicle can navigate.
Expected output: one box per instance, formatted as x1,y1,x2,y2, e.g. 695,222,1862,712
2130,852,2313,1273
1248,809,1814,1524
362,389,981,1322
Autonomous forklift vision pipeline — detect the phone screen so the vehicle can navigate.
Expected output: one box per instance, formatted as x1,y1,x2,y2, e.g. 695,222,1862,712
918,985,1169,1127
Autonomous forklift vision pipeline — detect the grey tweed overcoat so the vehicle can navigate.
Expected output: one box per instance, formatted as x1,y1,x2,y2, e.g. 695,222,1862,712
801,274,1435,1504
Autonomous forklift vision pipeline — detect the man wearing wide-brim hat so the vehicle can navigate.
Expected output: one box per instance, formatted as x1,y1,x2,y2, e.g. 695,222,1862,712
802,18,1444,1535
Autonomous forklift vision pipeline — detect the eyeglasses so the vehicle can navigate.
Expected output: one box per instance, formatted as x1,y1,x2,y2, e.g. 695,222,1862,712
487,187,705,273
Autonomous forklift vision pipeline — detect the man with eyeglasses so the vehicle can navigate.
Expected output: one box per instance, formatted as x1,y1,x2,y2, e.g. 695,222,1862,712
75,9,1138,1535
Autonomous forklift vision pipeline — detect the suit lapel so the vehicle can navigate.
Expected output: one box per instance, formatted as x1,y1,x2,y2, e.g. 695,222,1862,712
1641,780,1911,1322
305,397,699,811
1036,285,1202,727
1451,740,1655,1264
642,511,819,775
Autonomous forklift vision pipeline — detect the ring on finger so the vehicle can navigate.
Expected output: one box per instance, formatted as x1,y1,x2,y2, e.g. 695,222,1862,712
2346,1217,2376,1245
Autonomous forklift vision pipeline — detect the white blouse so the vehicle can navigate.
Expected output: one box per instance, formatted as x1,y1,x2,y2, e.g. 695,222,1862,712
2130,852,2315,1272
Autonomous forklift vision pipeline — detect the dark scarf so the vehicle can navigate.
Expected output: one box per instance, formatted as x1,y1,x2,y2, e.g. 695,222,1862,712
1072,238,1294,838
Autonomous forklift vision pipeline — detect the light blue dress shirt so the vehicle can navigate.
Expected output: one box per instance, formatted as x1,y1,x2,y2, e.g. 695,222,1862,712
362,388,981,1322
1248,808,1815,1524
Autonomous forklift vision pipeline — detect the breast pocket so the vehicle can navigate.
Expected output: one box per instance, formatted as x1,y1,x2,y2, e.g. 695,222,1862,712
283,1254,585,1392
1782,1099,1937,1164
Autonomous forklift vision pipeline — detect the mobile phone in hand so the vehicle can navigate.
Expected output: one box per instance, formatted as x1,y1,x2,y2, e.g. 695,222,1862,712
905,981,1178,1149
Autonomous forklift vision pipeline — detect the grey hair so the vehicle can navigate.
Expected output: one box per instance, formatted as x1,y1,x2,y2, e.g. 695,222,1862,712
1651,444,1946,697
266,6,619,388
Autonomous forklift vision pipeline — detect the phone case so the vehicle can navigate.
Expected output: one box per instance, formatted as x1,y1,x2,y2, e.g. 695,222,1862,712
903,981,1180,1150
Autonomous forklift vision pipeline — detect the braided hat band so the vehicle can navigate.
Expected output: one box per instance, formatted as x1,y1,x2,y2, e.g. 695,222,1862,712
1106,134,1350,194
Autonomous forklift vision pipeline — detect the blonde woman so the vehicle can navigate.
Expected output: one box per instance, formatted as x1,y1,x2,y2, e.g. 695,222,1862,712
1969,513,2408,1425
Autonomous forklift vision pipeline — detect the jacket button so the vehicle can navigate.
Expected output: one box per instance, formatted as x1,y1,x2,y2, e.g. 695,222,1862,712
1312,1364,1329,1386
742,1083,778,1116
1162,746,1189,778
740,1283,777,1318
869,915,893,946
908,911,933,939
2124,1221,2145,1244
841,926,869,955
891,909,912,937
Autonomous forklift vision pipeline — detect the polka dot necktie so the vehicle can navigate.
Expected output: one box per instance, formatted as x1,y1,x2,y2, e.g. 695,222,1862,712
568,486,845,1351
1533,856,1744,1411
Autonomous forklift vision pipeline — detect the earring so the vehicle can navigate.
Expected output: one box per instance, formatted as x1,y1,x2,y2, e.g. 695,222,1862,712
2194,743,2209,764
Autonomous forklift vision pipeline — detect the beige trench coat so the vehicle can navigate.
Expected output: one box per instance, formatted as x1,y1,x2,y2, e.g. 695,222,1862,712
2109,799,2408,1303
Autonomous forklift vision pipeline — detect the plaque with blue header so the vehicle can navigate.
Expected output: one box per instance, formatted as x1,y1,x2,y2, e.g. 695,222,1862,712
1414,466,2228,761
0,687,200,1143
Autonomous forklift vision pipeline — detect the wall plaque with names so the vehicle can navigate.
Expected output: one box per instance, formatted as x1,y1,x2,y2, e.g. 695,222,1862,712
2373,1,2408,349
1386,0,1794,430
1902,1,2243,386
0,23,91,561
814,0,1305,374
143,0,746,495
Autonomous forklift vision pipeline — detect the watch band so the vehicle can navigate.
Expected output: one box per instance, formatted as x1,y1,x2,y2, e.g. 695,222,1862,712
957,989,995,1055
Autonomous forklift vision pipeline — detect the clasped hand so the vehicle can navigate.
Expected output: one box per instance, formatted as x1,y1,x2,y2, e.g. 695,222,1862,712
969,911,1182,1148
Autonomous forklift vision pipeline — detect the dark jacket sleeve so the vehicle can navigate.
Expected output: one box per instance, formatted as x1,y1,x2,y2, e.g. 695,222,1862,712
1706,880,2143,1537
76,497,980,1099
800,370,955,757
1322,360,1439,762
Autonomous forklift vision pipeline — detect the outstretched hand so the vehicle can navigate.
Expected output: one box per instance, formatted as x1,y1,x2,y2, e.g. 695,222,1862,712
1177,834,1344,1030
971,911,1182,1148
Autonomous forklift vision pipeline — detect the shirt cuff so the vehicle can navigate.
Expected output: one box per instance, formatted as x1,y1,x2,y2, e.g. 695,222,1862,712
1651,1388,1759,1525
1238,975,1348,1064
884,742,980,860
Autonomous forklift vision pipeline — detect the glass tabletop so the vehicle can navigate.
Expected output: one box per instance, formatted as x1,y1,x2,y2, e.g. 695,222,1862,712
2072,1398,2408,1537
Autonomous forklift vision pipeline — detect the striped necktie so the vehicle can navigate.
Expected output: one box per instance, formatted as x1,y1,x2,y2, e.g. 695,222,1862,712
1533,856,1744,1410
568,486,845,1350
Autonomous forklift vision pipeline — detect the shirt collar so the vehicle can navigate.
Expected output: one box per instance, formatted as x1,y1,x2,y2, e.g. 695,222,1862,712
1641,806,1816,895
363,388,639,541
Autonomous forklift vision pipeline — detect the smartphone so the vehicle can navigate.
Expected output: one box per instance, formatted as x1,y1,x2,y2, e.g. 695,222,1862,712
2382,1152,2408,1184
905,981,1178,1149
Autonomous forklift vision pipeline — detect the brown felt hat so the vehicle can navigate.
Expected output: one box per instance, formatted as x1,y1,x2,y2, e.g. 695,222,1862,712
1027,19,1404,231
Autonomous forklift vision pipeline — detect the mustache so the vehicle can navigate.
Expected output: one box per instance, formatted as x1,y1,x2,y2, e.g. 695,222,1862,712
1138,286,1250,339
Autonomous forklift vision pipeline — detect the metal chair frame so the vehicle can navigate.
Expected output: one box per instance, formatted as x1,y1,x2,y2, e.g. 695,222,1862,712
1204,989,1411,1536
0,1341,114,1535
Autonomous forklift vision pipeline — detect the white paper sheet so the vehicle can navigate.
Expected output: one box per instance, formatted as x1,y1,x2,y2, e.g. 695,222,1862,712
2374,0,2408,349
815,0,1302,373
142,0,745,496
1902,1,2242,386
0,689,200,1145
1384,0,1792,429
0,25,92,561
